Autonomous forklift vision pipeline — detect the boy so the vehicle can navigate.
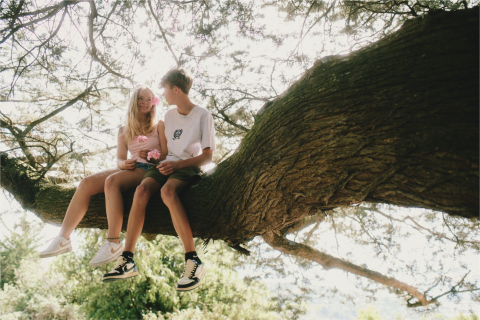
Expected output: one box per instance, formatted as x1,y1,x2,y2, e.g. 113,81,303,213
103,68,215,291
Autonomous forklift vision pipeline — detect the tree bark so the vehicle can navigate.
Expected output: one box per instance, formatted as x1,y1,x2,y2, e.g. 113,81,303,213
1,7,478,246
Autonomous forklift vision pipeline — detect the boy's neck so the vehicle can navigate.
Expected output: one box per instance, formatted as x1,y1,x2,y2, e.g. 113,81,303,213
175,96,196,115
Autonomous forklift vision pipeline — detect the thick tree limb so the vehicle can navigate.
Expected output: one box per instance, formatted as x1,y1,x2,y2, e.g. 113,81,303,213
1,8,478,243
280,213,327,235
263,231,433,307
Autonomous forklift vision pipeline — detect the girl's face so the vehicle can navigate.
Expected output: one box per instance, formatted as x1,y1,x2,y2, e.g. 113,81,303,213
137,89,154,115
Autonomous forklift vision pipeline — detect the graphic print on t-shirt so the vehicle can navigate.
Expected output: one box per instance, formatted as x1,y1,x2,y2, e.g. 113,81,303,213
173,129,183,140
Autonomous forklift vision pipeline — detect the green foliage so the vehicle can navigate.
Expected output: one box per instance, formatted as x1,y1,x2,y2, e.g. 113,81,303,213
357,305,384,320
0,213,42,287
0,220,284,320
51,229,280,320
0,214,84,319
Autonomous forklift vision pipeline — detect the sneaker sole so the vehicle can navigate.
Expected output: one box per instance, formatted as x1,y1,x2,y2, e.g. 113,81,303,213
39,246,72,258
103,271,138,283
176,268,206,292
89,246,124,267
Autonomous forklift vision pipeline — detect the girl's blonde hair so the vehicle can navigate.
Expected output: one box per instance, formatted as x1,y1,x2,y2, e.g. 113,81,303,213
122,86,157,142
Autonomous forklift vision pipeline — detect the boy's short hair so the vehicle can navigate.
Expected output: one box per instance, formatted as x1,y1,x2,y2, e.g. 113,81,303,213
160,68,193,94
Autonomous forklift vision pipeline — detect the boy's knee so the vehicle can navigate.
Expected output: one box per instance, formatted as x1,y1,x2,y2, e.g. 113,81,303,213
160,185,177,203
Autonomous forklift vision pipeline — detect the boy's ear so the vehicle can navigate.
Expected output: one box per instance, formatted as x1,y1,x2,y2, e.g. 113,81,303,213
173,86,179,94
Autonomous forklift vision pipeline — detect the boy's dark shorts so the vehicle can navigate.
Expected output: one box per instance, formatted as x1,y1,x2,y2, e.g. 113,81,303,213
143,165,202,186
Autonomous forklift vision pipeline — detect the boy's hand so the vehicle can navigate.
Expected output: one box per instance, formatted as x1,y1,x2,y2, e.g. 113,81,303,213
157,161,179,175
138,149,150,160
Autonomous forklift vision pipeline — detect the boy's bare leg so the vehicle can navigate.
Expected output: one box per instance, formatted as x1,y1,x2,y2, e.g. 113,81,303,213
104,168,147,243
161,179,195,253
59,168,120,239
124,177,161,253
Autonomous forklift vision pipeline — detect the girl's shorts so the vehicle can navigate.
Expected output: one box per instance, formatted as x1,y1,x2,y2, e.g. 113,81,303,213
137,162,154,171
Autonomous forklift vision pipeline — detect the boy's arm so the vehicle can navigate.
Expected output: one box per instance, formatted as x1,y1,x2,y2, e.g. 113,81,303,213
157,148,212,175
158,120,168,162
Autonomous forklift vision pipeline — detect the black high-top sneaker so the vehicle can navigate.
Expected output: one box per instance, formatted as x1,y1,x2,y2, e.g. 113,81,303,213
176,259,205,291
103,255,138,283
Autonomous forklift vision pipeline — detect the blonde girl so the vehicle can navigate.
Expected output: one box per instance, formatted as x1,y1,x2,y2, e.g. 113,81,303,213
40,86,167,266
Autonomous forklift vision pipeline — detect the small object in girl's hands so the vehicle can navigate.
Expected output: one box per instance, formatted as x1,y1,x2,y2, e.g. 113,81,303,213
152,96,160,105
137,136,148,143
147,149,161,164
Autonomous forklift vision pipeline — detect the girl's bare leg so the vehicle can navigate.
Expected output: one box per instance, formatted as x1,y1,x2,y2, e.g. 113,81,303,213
104,168,147,243
59,168,120,239
124,178,161,252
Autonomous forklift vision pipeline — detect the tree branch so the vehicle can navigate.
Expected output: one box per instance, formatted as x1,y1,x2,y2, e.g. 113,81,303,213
165,0,200,4
372,208,479,248
147,0,180,66
0,0,88,45
263,231,435,307
87,1,134,84
280,213,326,235
211,97,250,133
18,86,94,139
407,271,478,308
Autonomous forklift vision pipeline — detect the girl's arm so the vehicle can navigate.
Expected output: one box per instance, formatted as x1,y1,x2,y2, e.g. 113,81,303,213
116,127,135,170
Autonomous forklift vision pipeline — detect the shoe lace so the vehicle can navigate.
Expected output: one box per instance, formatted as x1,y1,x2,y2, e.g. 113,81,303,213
113,256,127,270
182,260,198,279
45,236,58,243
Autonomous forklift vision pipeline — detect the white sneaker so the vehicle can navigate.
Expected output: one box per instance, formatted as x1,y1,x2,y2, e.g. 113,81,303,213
89,241,125,267
39,236,72,258
176,259,206,291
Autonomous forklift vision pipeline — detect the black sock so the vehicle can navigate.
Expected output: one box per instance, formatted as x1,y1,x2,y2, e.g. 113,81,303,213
122,251,134,260
185,251,201,264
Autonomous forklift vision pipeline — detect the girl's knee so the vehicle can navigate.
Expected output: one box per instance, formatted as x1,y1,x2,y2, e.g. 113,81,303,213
134,184,151,202
104,174,119,191
78,176,96,193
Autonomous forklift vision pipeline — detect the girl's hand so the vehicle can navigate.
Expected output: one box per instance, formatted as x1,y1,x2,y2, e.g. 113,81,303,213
138,149,150,160
123,159,137,170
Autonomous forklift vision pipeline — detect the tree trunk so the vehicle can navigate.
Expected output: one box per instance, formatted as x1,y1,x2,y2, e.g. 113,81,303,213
1,7,478,246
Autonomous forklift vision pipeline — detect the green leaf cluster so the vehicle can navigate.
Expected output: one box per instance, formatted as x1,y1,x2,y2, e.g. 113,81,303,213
0,219,283,320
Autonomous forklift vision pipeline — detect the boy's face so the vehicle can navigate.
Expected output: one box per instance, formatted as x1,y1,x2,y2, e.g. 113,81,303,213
162,84,176,105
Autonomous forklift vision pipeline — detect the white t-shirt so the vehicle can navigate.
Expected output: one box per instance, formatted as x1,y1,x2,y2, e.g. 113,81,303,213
162,105,216,163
